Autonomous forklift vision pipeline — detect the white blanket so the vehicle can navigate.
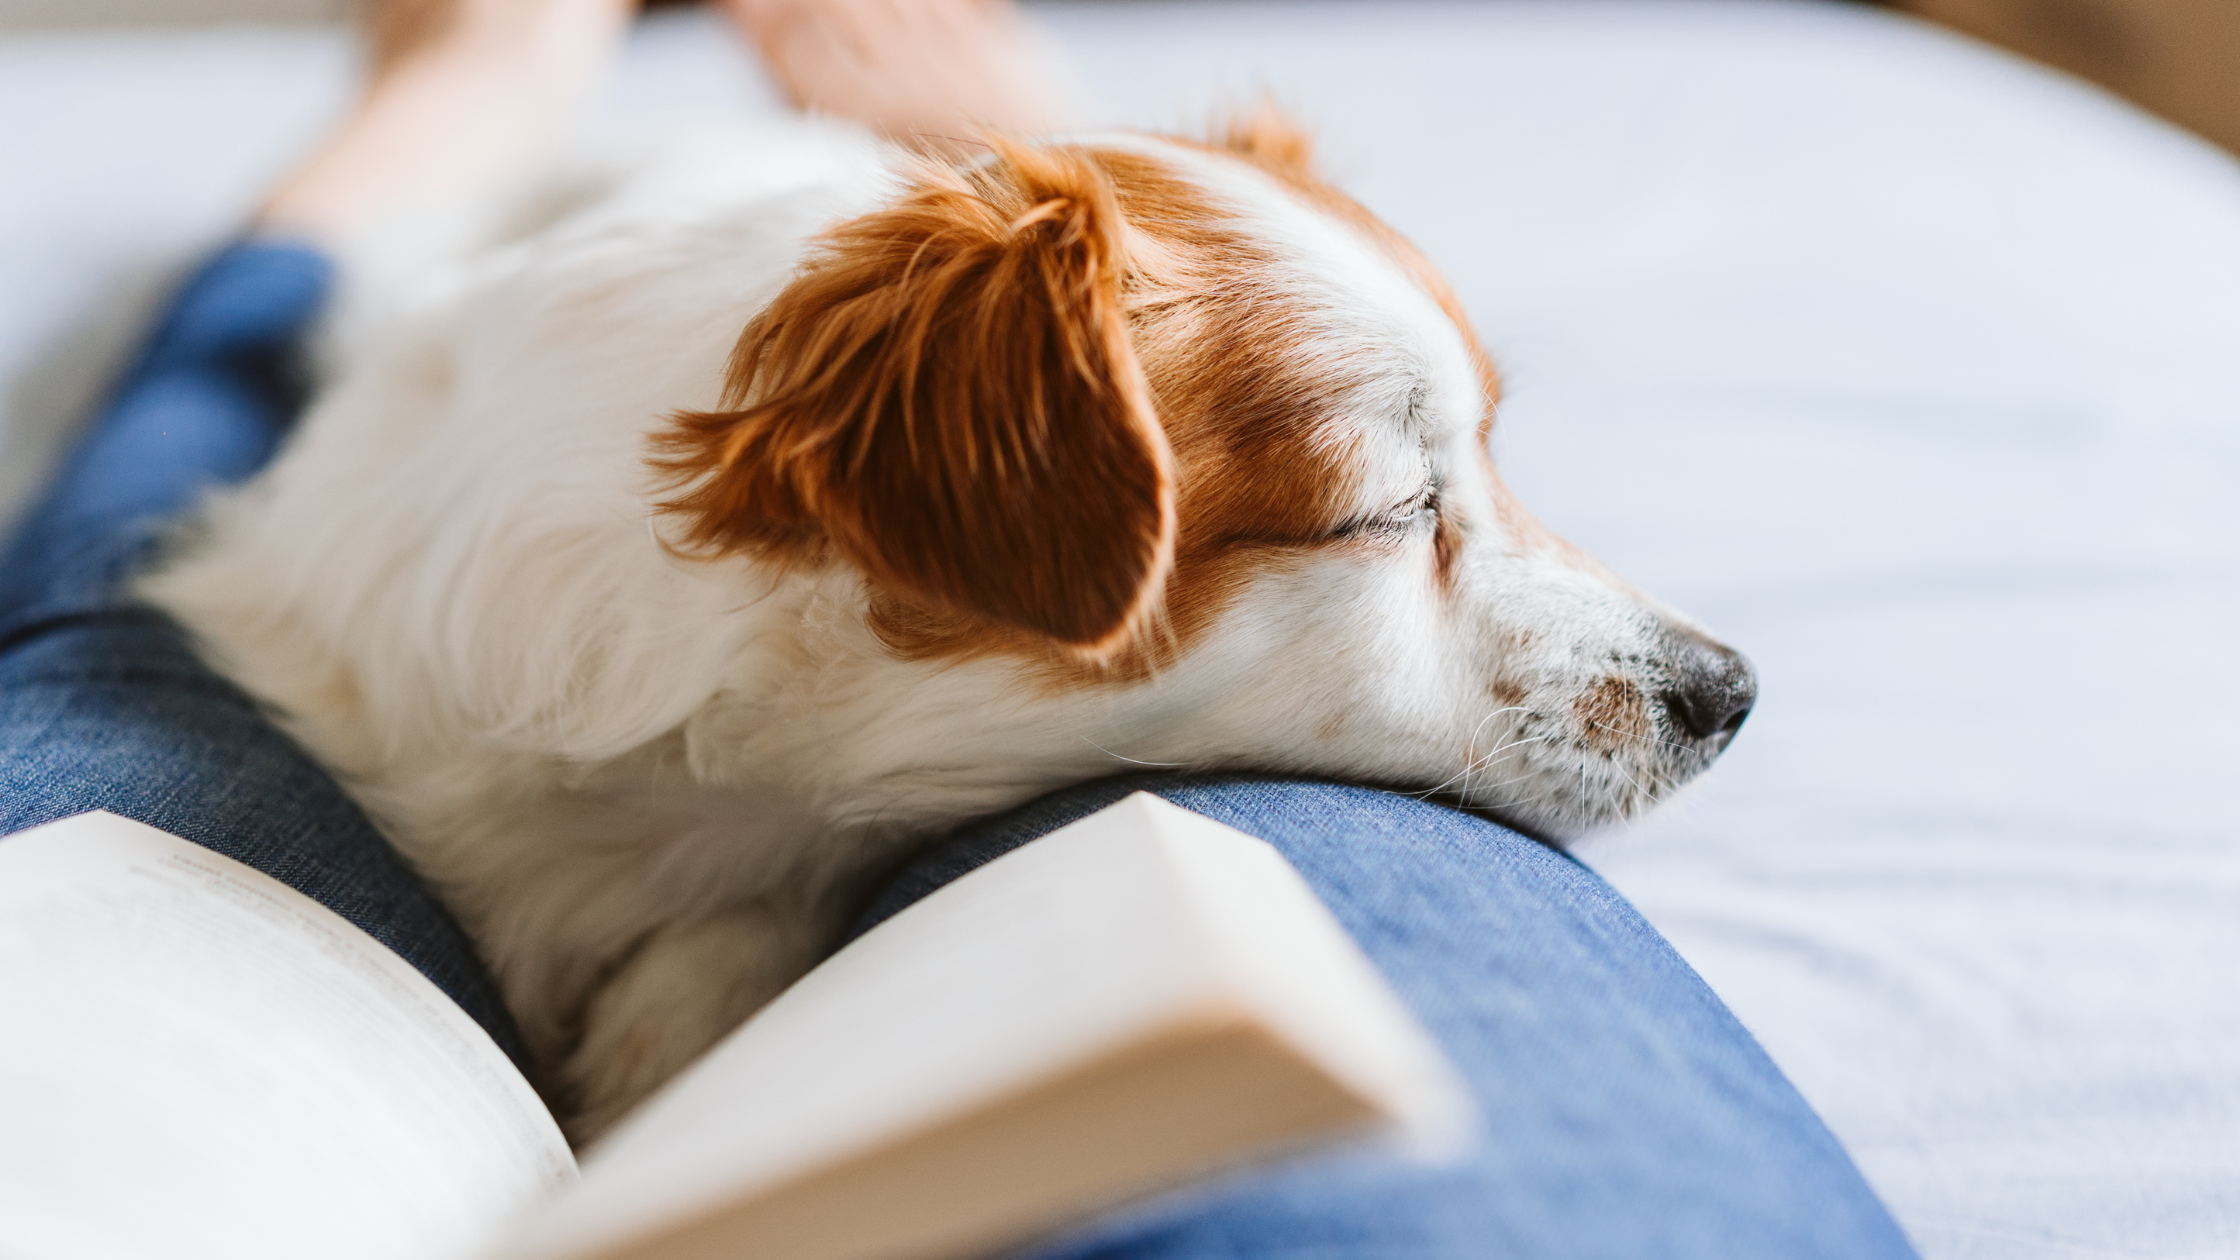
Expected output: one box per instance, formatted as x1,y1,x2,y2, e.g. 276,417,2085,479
4,4,2237,1256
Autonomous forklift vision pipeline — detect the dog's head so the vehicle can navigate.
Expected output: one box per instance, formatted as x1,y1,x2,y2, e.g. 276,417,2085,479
654,114,1753,837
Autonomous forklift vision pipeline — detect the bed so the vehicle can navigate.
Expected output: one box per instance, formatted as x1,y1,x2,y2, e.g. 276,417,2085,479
4,2,2236,1255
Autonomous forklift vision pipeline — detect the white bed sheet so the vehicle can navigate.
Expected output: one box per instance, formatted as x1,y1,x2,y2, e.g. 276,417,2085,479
4,3,2237,1257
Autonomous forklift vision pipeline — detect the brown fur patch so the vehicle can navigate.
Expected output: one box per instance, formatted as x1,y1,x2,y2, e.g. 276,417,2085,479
1574,676,1652,752
1216,100,1321,178
1204,108,1503,441
1204,110,1528,600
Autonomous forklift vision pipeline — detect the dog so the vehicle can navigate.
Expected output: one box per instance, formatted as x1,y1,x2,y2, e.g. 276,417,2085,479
144,111,1756,1138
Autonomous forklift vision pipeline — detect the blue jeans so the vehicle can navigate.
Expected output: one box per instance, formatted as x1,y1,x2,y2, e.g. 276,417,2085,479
876,778,1918,1259
0,243,525,1065
0,244,1917,1258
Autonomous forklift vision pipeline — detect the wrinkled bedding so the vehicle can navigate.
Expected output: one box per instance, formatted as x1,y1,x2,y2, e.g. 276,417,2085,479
4,3,2236,1256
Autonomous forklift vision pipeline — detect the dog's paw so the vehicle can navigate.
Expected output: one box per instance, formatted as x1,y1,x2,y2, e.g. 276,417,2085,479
560,908,829,1144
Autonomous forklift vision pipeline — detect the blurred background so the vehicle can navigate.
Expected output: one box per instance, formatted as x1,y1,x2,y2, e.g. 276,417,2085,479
3,0,2235,157
1893,0,2237,158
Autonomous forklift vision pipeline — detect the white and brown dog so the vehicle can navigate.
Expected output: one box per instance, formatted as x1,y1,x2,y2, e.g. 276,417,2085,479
145,113,1755,1136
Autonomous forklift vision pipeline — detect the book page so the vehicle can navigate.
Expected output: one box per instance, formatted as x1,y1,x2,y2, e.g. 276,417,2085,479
494,792,1466,1260
0,811,575,1260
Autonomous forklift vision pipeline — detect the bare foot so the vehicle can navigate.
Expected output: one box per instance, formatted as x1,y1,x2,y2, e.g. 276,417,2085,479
721,0,1081,148
259,0,635,243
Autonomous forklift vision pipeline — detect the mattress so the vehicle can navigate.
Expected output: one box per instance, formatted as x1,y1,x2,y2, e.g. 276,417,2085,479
4,3,2237,1256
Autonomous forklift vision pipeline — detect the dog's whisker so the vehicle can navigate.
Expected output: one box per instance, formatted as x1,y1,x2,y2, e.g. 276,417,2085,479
1586,717,1698,758
1434,728,1541,791
1417,729,1554,801
1076,735,1189,769
1455,707,1518,800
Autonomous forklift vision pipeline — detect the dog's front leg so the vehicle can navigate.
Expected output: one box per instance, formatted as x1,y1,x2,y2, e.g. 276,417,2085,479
561,905,838,1143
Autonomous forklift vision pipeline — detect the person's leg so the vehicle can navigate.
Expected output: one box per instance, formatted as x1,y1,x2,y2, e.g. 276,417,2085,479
856,777,1920,1260
719,0,1081,149
0,0,629,1067
0,239,538,1055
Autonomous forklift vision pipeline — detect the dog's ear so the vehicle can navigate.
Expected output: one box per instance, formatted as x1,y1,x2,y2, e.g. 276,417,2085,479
653,143,1174,658
1217,100,1316,177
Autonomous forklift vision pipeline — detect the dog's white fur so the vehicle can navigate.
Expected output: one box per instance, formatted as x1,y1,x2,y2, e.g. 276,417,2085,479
145,121,1746,1136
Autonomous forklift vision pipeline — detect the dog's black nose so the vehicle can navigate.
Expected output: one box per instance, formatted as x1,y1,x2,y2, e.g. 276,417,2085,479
1658,632,1757,742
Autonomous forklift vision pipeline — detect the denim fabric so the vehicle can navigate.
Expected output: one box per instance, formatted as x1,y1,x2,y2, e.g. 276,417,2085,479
861,776,1921,1260
0,242,526,1068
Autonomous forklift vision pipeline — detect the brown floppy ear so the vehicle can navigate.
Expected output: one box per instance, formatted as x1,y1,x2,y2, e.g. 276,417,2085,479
1217,99,1317,177
652,142,1173,657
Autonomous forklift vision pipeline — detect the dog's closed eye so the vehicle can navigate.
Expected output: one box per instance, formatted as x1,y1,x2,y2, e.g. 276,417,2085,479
1331,483,1440,540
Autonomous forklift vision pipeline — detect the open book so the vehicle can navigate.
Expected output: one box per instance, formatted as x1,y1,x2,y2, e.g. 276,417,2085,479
0,793,1467,1260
